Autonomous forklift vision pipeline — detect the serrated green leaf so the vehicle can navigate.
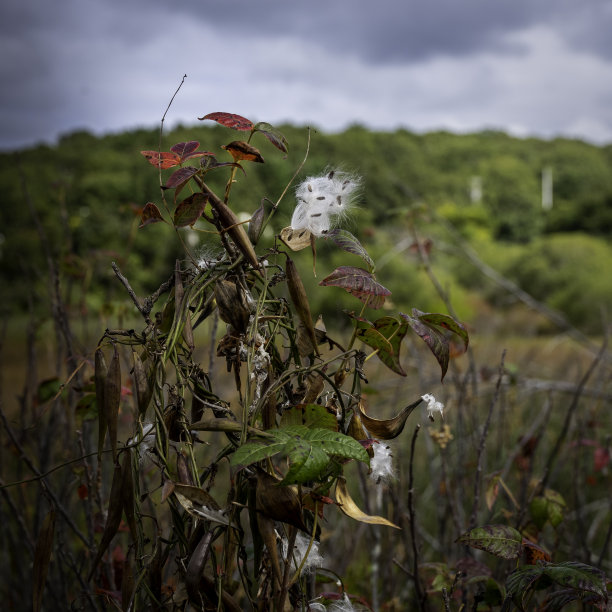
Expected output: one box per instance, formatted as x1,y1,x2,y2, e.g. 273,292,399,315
353,315,407,376
230,437,289,467
543,562,607,599
280,439,329,485
456,524,523,560
505,566,545,611
302,428,370,463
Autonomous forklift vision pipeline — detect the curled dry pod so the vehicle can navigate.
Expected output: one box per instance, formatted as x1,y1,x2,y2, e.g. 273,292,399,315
177,451,195,486
257,514,282,587
336,477,400,529
121,449,138,545
203,184,260,270
285,257,319,356
256,469,308,532
248,201,265,245
348,409,373,458
357,397,422,440
105,344,121,462
95,348,108,461
186,531,213,606
214,280,250,333
133,351,152,417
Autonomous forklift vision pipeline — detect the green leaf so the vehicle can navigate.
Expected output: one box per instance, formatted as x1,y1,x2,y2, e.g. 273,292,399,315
280,404,338,431
324,229,375,272
353,315,408,376
173,193,207,227
230,436,289,468
280,439,329,485
456,524,523,560
320,266,391,309
543,561,607,599
36,377,63,405
544,489,566,528
505,566,545,611
301,428,370,463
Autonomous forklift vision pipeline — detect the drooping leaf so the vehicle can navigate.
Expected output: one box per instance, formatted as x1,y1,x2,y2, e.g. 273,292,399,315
324,229,375,272
335,478,400,529
253,121,289,153
199,111,253,131
415,311,469,355
356,398,422,440
221,140,264,163
164,166,199,189
140,150,180,169
139,202,164,228
280,404,338,431
505,566,545,611
33,510,56,612
255,470,308,531
319,266,391,309
401,311,449,381
173,193,207,227
353,315,408,376
544,562,607,598
456,524,523,560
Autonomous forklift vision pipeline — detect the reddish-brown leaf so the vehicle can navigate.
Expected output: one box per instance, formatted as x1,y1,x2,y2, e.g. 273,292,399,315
253,121,289,153
139,202,164,228
221,140,264,163
164,166,199,189
173,193,207,228
319,266,391,309
140,150,180,169
170,141,200,158
198,111,253,131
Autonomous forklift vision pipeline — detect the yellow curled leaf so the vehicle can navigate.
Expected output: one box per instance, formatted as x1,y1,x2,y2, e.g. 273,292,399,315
335,478,400,529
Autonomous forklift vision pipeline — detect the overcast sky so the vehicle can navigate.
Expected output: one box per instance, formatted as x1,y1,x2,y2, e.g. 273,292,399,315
2,0,612,151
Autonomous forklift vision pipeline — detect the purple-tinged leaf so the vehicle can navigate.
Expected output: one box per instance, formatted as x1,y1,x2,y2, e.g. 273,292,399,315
140,150,180,169
319,266,391,309
413,310,469,355
174,193,207,228
164,166,199,189
170,141,200,158
198,112,253,131
324,229,375,272
139,202,165,228
253,121,289,153
456,524,523,560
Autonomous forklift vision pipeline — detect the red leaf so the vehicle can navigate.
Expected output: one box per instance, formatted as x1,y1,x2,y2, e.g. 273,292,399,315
174,193,207,227
594,447,610,472
164,166,199,189
140,150,180,169
139,202,164,228
319,266,391,309
78,484,89,500
198,112,253,131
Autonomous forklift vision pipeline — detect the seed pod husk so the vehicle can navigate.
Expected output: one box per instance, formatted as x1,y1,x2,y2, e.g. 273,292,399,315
285,257,319,356
133,351,152,417
248,201,265,245
214,280,250,333
105,345,121,462
95,348,108,461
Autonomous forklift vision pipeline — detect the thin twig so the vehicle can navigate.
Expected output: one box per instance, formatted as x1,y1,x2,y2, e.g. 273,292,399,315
408,424,427,611
469,350,506,531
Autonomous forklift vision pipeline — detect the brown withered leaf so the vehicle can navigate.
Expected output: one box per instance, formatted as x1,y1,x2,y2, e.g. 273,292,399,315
255,470,308,532
356,398,422,440
335,477,400,529
221,140,264,163
139,202,165,228
172,484,230,526
33,510,56,612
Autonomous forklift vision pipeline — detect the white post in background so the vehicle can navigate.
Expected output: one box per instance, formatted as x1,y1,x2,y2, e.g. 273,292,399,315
470,176,482,204
542,166,553,210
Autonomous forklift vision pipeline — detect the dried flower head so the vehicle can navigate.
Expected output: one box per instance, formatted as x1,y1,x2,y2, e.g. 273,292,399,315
421,393,445,421
291,170,361,237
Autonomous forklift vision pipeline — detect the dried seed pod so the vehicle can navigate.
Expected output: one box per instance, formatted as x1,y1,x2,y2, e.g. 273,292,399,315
285,257,319,356
256,470,308,532
214,280,250,333
177,451,195,486
132,351,152,418
95,348,108,461
105,344,121,462
121,448,138,544
248,201,265,245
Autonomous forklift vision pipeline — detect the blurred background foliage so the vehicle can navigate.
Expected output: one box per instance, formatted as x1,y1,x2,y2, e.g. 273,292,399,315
1,122,611,334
